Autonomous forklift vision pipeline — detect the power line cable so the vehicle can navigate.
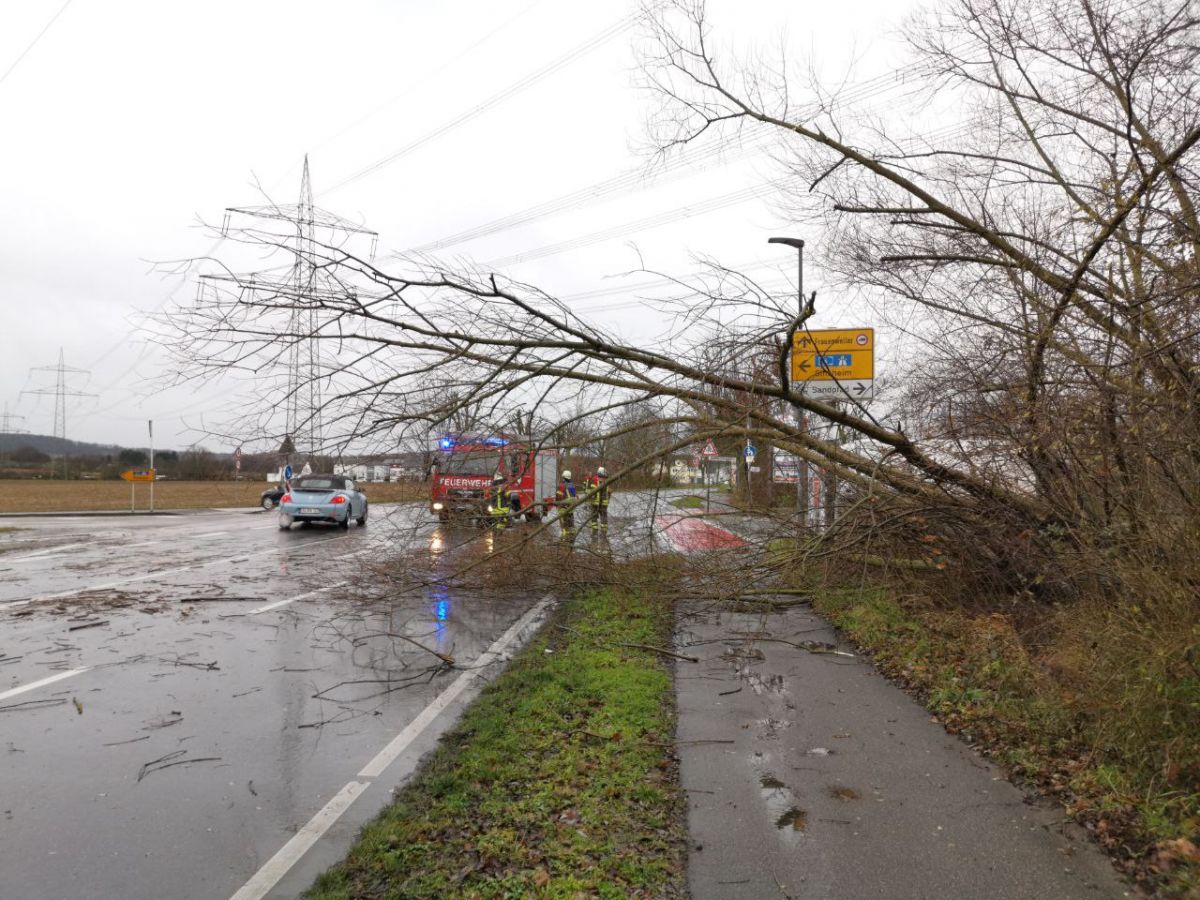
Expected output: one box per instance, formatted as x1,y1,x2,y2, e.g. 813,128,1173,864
483,183,775,268
320,10,644,196
0,0,73,90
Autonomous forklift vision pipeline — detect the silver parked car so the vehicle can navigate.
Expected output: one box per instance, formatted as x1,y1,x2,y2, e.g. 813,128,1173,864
278,474,368,530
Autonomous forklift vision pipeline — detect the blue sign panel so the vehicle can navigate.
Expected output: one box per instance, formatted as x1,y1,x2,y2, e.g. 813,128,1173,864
815,354,854,367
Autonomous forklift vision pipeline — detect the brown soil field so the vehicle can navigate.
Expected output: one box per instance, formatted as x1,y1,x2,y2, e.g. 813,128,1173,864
0,480,425,514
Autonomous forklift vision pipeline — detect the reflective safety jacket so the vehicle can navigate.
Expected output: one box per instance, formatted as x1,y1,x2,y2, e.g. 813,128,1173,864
489,482,510,512
556,481,577,503
587,475,610,507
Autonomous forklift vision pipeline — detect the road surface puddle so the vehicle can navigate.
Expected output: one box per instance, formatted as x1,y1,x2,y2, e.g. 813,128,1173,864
754,760,807,842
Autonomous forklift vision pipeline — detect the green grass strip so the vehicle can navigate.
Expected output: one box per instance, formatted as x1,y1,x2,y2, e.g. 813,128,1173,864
307,588,686,899
668,495,704,509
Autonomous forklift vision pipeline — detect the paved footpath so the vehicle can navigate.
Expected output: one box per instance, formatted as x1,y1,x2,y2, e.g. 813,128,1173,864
674,602,1130,899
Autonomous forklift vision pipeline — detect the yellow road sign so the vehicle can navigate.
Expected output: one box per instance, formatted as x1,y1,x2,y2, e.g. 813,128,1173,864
121,469,156,482
792,328,874,382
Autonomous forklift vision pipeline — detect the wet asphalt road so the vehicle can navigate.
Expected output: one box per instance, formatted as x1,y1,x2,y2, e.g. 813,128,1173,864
0,505,549,900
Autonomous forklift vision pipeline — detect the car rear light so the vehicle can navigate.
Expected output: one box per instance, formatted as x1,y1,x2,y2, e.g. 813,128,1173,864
281,493,292,503
331,495,347,504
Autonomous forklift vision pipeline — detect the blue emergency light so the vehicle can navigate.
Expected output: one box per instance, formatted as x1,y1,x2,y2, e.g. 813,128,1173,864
438,435,509,450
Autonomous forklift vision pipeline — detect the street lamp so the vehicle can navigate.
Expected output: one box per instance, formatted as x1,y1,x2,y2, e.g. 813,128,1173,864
768,237,805,318
768,236,808,517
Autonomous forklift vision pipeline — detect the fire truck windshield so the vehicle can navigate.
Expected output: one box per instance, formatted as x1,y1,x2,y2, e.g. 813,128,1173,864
438,453,498,476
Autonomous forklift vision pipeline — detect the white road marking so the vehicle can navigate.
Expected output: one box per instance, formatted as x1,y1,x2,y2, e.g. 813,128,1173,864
228,780,369,900
196,531,229,538
7,541,91,562
226,593,556,899
8,553,68,565
248,582,349,615
0,667,91,703
123,540,161,549
358,593,554,778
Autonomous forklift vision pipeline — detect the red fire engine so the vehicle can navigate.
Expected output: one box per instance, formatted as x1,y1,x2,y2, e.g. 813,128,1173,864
429,435,558,524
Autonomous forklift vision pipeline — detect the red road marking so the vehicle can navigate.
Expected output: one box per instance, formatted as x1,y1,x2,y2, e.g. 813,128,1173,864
656,513,747,552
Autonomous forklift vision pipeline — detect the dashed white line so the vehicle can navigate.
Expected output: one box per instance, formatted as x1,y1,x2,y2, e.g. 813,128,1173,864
227,593,555,900
196,531,229,538
8,553,68,565
228,781,368,900
7,542,91,562
0,667,91,703
248,582,349,615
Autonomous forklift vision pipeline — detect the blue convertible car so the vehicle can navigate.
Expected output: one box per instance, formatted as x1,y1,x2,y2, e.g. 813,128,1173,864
278,474,368,530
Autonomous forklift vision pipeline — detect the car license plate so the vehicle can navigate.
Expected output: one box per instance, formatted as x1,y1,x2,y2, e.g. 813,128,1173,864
299,507,320,515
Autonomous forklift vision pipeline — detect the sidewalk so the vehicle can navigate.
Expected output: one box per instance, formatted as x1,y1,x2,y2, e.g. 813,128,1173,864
673,601,1130,899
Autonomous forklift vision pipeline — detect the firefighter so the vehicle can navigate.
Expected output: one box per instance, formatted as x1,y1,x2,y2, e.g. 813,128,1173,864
588,466,610,530
487,471,509,530
555,469,578,541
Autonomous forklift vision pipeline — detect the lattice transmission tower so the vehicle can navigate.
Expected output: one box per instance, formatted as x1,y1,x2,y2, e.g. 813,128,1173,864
22,348,96,477
0,402,26,436
0,401,28,465
204,156,377,461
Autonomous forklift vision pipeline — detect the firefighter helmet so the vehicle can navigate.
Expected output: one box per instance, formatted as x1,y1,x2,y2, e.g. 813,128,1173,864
597,467,608,478
492,471,504,483
562,470,572,480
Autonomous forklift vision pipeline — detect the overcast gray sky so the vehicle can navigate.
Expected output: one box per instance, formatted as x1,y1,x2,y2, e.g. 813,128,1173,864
0,0,917,450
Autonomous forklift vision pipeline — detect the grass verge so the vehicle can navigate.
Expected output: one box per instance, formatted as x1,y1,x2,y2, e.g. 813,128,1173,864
668,495,704,510
810,583,1199,897
307,587,686,899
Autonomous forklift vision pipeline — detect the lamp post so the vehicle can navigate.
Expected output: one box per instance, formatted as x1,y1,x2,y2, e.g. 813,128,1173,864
768,237,809,519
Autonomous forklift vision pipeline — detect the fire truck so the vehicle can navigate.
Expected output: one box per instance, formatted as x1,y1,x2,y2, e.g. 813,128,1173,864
429,435,558,524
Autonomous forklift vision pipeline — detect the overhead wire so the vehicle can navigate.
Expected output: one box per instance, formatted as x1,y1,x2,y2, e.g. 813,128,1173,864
320,9,645,197
484,183,776,268
403,0,1135,262
0,0,74,90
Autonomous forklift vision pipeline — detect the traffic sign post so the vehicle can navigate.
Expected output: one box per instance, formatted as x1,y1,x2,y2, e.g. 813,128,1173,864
121,468,156,513
792,328,875,401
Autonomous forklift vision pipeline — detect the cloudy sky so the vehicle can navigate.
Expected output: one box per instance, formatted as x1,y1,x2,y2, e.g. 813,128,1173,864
0,0,918,450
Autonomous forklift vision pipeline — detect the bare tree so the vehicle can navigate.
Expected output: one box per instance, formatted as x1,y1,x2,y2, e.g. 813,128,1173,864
156,0,1199,600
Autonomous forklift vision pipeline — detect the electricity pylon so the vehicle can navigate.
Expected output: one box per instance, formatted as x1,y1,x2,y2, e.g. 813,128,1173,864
0,401,28,466
23,348,96,478
203,156,377,461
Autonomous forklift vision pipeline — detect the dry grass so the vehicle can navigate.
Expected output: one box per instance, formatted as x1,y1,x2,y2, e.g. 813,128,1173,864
0,479,425,513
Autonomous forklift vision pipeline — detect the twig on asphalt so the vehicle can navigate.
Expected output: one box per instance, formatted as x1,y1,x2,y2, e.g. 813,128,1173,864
103,735,150,746
312,667,446,702
618,641,699,663
139,755,222,781
0,697,68,712
138,750,186,781
68,620,111,631
178,596,265,603
352,630,456,666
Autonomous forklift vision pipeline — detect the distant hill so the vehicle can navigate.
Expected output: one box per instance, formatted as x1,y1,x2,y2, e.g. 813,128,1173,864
0,433,128,459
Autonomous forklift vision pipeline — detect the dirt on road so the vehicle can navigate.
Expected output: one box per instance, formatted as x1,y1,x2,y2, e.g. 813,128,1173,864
0,479,424,513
